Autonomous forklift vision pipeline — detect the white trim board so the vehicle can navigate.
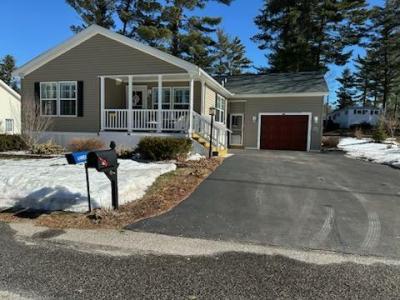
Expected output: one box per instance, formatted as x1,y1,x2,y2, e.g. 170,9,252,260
231,92,328,99
257,112,312,152
0,79,20,100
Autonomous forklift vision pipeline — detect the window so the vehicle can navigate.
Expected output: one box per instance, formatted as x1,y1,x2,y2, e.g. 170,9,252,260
5,119,14,133
375,110,379,115
173,88,190,109
152,87,171,109
215,95,226,123
353,109,357,114
357,110,362,114
40,81,77,116
40,82,57,116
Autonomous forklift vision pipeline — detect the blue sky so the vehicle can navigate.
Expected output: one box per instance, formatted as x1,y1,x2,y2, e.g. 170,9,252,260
0,0,384,105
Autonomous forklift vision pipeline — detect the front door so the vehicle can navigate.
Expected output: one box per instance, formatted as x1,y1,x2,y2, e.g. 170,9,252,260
229,114,244,146
126,86,147,109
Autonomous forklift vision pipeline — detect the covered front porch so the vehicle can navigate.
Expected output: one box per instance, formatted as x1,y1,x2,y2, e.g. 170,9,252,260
100,73,197,133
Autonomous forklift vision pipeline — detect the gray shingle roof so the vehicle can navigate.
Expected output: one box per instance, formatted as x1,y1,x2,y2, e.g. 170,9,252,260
215,72,328,95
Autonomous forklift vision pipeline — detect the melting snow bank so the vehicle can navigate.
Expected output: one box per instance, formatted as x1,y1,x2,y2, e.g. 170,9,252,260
338,137,400,168
0,158,176,212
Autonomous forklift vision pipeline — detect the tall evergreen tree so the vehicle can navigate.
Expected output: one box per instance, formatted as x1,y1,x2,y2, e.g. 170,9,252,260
336,68,356,109
160,0,233,69
364,0,400,109
212,29,252,76
66,0,116,32
252,0,368,72
117,0,169,48
0,55,18,91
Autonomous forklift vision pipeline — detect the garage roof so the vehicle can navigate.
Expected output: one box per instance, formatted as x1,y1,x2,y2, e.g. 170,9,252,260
216,72,328,95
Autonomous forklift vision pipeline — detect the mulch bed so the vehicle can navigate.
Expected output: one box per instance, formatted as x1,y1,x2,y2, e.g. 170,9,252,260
0,158,223,229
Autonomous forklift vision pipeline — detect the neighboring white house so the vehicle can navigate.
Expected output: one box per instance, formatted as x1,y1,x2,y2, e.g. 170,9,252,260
0,79,21,134
327,106,382,129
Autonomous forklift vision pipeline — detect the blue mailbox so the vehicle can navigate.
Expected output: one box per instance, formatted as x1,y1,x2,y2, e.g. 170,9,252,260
65,151,88,165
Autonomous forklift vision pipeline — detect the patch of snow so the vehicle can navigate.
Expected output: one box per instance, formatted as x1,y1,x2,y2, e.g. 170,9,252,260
338,137,400,168
0,158,175,212
187,153,205,161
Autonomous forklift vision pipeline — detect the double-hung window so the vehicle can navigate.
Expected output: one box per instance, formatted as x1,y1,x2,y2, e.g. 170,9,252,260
40,81,77,116
173,87,190,109
5,119,14,133
152,87,171,109
215,95,226,123
40,82,58,116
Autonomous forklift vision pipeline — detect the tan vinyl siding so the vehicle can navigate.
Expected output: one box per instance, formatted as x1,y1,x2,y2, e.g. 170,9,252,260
229,96,324,151
204,85,216,115
22,34,188,132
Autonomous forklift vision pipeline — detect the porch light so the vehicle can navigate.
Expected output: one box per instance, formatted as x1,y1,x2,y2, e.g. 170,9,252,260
209,107,216,116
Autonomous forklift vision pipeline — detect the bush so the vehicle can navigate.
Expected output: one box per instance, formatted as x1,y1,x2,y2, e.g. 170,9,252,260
353,128,364,139
116,146,135,159
322,136,340,148
137,137,192,161
31,141,64,155
67,138,105,152
0,135,28,152
372,123,388,143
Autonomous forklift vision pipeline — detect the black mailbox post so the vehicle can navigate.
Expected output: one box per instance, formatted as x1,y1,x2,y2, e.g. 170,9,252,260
85,141,119,211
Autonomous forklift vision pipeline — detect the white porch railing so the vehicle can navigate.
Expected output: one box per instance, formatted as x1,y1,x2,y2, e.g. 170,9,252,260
192,111,230,149
104,109,190,132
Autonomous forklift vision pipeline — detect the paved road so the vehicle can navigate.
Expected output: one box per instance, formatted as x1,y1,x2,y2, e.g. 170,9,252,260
129,150,400,258
1,222,400,299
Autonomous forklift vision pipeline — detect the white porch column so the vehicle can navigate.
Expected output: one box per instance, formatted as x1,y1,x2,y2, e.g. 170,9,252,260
100,76,105,131
201,80,205,115
128,75,133,132
188,77,194,135
157,75,163,133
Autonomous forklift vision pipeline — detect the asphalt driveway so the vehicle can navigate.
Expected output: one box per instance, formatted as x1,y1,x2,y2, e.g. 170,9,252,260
128,150,400,258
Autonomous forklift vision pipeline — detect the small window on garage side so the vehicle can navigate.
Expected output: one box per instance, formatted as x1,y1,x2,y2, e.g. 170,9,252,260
5,119,14,133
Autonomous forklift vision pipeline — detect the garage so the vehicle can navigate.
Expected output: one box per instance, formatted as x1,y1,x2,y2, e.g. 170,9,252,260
259,114,310,151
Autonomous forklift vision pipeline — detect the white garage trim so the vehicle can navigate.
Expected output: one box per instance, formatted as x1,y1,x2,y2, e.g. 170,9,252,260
257,112,312,152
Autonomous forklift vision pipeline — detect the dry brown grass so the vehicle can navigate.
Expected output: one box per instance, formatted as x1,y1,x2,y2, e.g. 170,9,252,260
353,128,364,139
1,158,223,230
67,138,105,152
322,136,340,148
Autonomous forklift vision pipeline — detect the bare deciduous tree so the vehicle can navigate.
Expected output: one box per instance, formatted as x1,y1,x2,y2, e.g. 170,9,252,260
21,100,53,147
380,114,400,138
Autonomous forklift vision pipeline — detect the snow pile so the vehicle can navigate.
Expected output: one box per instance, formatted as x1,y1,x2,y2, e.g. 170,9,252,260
187,153,205,161
0,158,175,212
338,137,400,168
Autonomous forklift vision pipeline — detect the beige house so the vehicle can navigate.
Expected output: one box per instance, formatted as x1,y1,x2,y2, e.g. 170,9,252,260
14,25,328,153
0,80,21,135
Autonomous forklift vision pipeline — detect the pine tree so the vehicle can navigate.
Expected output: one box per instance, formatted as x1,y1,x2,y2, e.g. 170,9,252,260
66,0,116,32
336,68,356,109
117,0,170,48
252,0,368,72
0,55,18,91
160,0,233,69
212,29,252,76
364,0,400,109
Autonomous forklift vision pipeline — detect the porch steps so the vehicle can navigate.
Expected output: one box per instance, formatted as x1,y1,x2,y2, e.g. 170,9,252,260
192,133,228,157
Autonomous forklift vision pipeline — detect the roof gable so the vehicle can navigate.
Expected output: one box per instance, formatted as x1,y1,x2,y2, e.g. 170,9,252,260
0,80,20,100
14,25,198,77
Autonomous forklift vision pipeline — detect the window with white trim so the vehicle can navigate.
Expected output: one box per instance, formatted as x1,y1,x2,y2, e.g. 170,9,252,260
215,95,226,123
173,87,190,109
152,87,171,109
5,119,14,133
40,81,77,116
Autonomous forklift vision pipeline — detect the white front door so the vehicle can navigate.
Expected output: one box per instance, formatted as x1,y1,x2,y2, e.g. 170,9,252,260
229,113,244,146
126,85,147,109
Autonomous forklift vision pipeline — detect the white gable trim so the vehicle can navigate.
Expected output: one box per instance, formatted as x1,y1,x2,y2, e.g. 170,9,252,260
13,24,198,78
230,92,328,99
0,80,20,100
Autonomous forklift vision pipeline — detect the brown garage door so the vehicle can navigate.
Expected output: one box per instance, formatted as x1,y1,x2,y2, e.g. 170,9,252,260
260,115,309,151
